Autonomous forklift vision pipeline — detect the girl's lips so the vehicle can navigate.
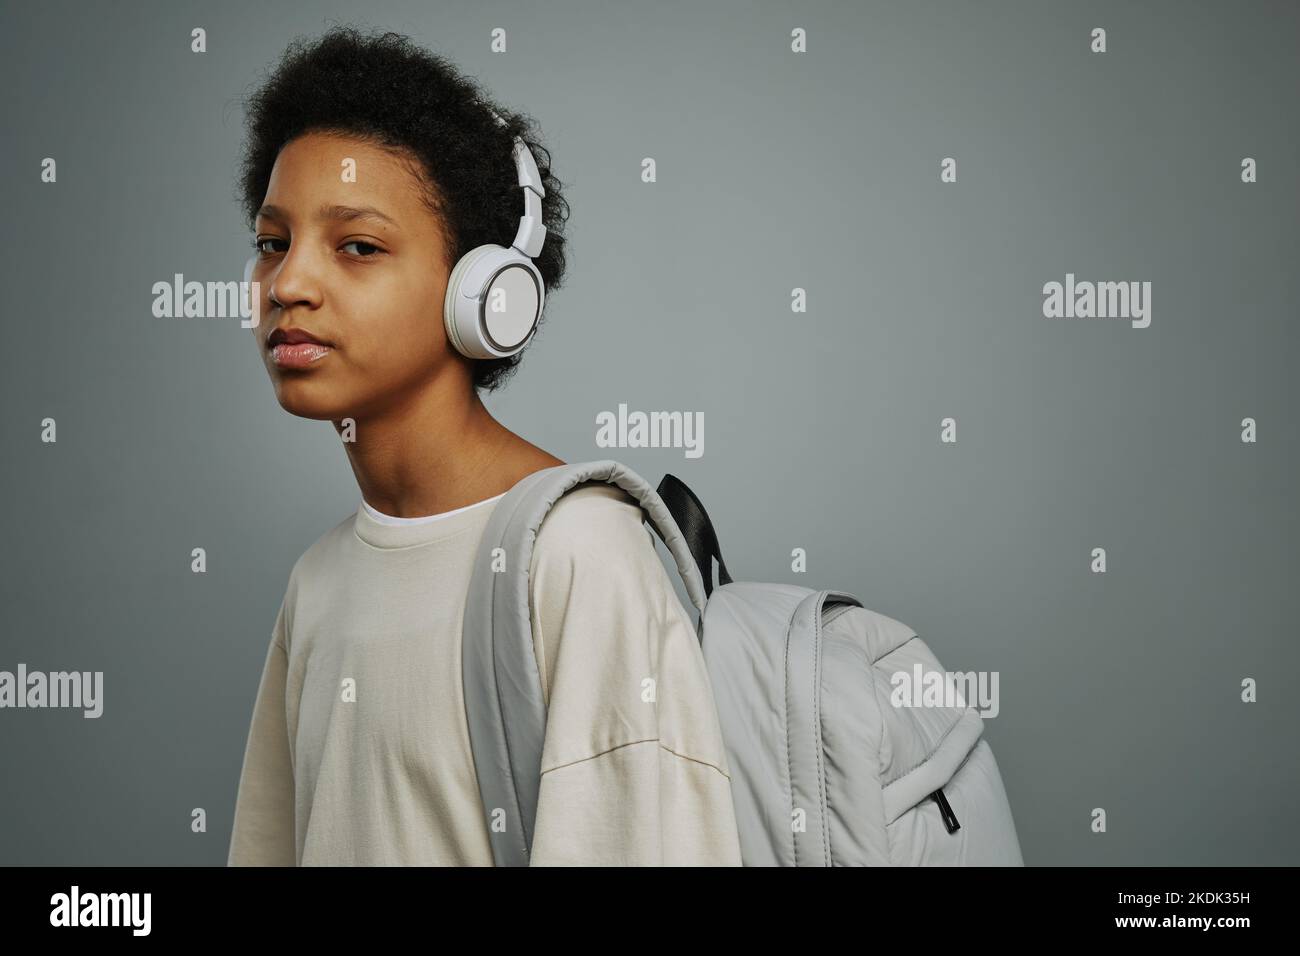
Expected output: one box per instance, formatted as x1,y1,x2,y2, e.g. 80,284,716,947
270,342,333,368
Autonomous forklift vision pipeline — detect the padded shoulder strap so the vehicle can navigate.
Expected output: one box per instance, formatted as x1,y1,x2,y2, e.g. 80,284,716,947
461,458,709,865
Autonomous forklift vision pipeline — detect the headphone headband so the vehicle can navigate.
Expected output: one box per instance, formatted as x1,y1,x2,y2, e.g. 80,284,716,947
489,108,547,261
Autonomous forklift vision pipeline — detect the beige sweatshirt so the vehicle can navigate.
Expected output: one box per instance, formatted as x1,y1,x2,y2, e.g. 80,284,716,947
227,481,743,866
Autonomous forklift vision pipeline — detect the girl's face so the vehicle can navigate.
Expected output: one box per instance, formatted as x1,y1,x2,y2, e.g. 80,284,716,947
250,130,460,420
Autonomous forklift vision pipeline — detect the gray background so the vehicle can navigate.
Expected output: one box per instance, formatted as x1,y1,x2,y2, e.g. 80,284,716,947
1,0,1296,866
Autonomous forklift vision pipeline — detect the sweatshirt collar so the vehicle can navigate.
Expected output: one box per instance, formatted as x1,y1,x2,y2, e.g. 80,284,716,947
352,492,505,550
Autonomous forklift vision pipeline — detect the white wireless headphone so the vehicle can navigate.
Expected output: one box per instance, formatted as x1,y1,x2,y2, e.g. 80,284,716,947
244,109,547,361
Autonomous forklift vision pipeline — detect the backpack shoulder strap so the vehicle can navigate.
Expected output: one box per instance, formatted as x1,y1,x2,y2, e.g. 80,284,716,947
461,458,709,866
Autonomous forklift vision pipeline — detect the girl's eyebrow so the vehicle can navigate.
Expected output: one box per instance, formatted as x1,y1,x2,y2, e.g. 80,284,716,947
256,203,398,228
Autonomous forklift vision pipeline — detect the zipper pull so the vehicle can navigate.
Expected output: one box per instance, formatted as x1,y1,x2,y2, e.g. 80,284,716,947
931,788,961,833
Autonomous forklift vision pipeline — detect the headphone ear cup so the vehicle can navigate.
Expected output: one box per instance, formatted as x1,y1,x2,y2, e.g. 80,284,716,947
443,245,491,358
444,244,544,359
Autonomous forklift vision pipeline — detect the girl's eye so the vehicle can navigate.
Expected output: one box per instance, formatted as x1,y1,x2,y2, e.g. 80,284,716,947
254,237,288,255
342,240,382,257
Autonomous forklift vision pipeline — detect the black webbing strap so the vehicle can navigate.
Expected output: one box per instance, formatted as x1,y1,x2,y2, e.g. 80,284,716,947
656,473,733,599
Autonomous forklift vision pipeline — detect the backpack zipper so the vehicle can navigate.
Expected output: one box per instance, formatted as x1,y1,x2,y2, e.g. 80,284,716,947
931,788,961,833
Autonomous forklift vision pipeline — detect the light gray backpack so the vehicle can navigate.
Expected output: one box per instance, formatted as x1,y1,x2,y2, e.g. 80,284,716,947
462,459,1024,866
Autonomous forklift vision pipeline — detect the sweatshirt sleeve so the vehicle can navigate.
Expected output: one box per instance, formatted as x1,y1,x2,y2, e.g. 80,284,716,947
228,607,296,866
524,484,743,866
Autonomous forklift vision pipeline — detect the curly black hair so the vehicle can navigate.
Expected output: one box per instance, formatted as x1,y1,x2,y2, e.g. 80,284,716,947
237,26,570,393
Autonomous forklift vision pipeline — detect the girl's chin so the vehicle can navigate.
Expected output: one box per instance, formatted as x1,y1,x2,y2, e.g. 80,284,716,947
274,385,350,422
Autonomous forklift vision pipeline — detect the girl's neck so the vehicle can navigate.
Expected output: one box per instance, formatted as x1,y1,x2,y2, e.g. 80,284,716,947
337,378,561,520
